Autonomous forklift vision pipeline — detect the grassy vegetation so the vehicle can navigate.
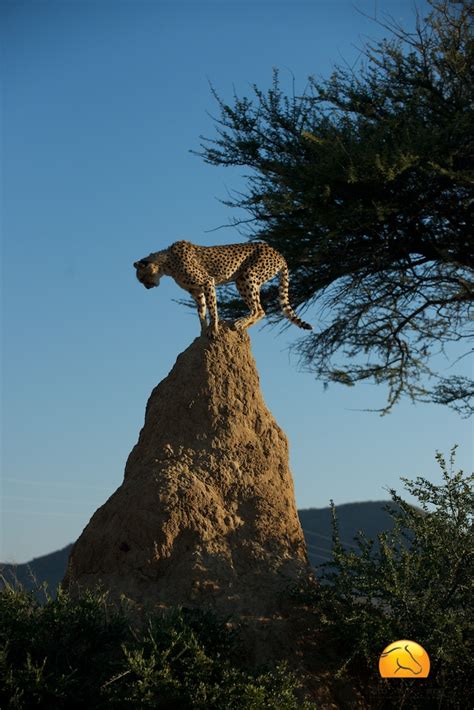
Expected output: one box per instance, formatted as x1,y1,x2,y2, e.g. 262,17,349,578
292,448,474,709
0,587,314,709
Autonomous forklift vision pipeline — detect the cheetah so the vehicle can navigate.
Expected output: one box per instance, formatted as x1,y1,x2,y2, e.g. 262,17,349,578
133,240,312,337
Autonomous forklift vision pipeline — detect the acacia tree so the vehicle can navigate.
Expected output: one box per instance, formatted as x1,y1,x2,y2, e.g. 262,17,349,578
195,0,473,415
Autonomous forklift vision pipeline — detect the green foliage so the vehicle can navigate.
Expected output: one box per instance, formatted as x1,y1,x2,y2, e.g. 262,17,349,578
293,447,474,708
196,0,474,415
0,588,313,709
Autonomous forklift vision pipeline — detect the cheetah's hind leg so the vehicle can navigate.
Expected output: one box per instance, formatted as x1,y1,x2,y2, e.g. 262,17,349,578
233,276,265,330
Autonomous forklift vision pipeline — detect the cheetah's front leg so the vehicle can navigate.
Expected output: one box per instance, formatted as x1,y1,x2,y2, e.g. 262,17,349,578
203,278,219,337
190,289,208,335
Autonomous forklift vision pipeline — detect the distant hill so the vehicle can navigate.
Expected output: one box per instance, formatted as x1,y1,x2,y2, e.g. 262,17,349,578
0,544,73,596
299,500,401,569
1,500,398,595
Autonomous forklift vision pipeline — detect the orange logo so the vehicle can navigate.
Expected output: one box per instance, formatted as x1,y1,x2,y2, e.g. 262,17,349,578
379,640,430,678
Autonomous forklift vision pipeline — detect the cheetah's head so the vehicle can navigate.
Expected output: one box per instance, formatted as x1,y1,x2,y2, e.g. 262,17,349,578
133,259,162,289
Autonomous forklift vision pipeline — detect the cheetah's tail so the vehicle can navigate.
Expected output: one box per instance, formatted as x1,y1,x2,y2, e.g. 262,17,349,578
278,264,312,330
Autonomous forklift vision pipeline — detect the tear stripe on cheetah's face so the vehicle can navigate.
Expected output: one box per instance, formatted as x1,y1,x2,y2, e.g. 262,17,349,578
133,240,313,336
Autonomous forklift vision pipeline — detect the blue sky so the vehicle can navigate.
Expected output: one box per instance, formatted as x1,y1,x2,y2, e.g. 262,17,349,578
2,0,472,563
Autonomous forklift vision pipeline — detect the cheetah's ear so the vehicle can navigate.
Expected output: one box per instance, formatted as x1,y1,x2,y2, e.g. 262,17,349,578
133,260,147,269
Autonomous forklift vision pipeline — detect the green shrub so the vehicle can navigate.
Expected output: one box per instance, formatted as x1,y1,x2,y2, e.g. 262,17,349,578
0,586,314,709
293,447,474,709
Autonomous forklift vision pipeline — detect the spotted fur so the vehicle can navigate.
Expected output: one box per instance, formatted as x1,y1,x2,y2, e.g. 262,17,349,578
133,240,312,336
